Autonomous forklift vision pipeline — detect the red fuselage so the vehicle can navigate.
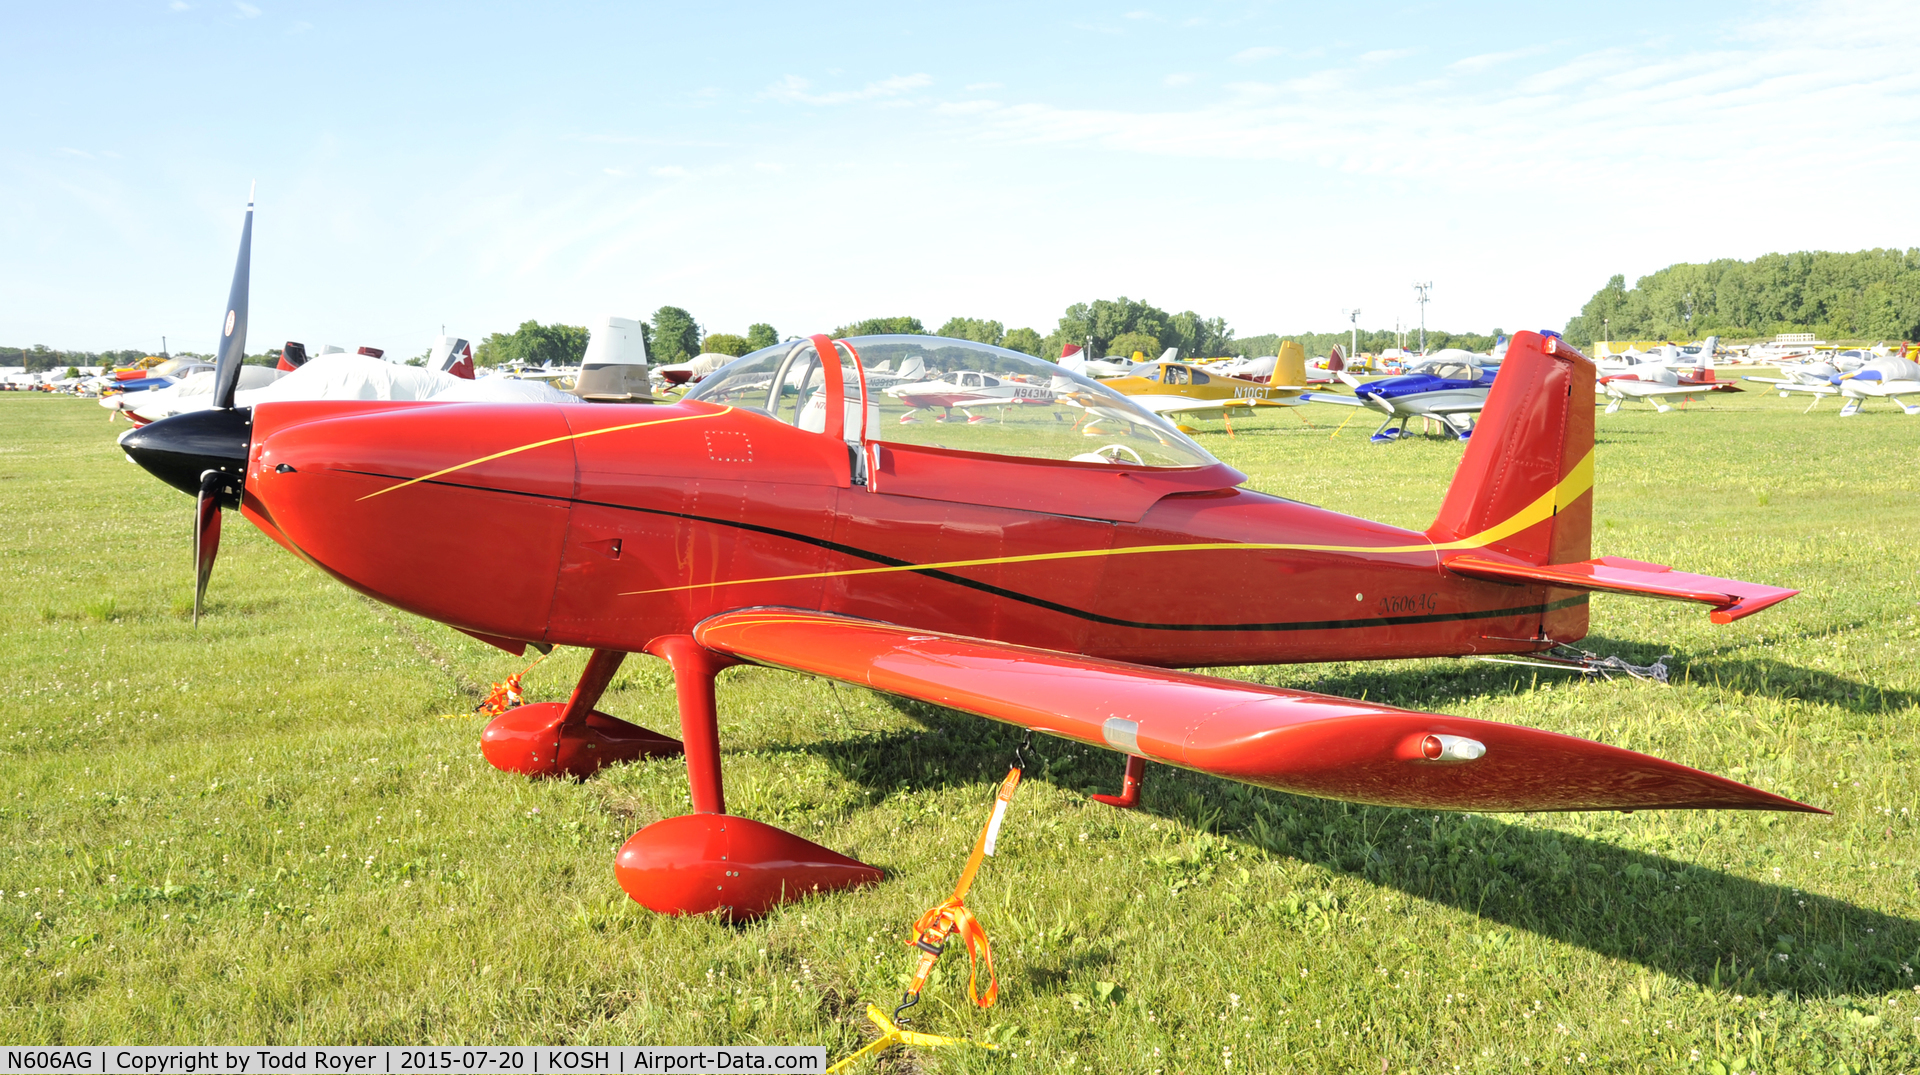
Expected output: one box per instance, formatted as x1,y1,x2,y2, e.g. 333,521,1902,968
237,399,1587,667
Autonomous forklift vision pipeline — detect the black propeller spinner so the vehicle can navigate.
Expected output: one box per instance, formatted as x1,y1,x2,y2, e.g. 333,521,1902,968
119,185,257,624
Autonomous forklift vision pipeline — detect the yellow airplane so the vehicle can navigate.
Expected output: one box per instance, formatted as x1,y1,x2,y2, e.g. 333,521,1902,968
1095,341,1309,432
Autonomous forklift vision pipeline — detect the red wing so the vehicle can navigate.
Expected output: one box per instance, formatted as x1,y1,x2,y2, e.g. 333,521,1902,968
1444,554,1798,623
694,609,1819,815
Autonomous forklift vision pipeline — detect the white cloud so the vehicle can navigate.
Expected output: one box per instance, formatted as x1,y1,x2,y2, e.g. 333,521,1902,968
650,166,688,178
56,147,94,158
1164,73,1196,87
964,81,1003,91
1448,44,1549,73
1124,10,1152,19
1359,48,1413,63
168,1,189,10
765,72,932,106
936,100,1000,115
1232,46,1282,63
233,1,260,17
287,20,311,34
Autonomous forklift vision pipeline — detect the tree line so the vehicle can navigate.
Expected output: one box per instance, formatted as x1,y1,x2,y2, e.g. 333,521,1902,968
1563,248,1920,347
464,296,1483,371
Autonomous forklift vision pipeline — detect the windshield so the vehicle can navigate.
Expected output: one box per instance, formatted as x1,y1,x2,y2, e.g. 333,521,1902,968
689,335,1217,468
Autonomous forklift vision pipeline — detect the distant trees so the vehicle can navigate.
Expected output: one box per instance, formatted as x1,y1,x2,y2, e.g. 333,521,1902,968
701,333,751,357
475,321,591,367
649,306,703,365
1106,331,1161,360
833,316,926,337
1,345,152,371
936,317,1004,345
746,324,779,350
1043,297,1235,360
1001,327,1044,356
1563,249,1920,346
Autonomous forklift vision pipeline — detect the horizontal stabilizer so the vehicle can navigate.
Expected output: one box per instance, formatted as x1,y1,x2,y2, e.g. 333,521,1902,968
1299,391,1364,406
694,609,1818,814
1445,555,1797,623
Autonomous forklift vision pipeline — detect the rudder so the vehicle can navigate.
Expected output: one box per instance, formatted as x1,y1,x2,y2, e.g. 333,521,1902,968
1427,330,1594,568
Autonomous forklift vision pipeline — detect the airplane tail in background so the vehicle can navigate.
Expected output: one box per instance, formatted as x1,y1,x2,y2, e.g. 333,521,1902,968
1695,336,1720,380
1327,345,1345,372
1274,340,1308,388
429,335,475,379
1059,344,1087,374
1428,330,1594,569
277,341,310,372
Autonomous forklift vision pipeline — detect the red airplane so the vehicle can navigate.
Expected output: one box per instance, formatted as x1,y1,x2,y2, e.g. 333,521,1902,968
122,201,1815,922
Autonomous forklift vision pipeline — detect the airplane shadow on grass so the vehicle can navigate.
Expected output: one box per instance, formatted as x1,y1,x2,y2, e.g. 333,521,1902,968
790,691,1920,1000
1238,631,1918,718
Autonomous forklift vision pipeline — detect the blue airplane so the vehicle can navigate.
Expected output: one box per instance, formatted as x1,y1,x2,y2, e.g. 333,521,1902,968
1301,340,1504,443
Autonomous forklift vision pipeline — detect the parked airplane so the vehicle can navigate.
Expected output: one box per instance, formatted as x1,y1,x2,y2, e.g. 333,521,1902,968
1095,343,1309,431
1302,351,1498,442
1598,346,1742,414
1744,351,1920,415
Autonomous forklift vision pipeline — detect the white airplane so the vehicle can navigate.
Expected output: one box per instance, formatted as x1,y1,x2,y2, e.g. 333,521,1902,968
1743,347,1918,414
886,369,1061,423
1059,344,1172,379
1832,355,1920,415
1598,341,1742,414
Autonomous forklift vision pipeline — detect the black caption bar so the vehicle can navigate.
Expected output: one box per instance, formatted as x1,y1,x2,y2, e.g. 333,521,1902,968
0,1048,826,1075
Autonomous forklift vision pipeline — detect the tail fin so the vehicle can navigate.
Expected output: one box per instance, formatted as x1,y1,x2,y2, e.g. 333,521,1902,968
429,335,475,379
1327,344,1345,372
1273,340,1307,387
1428,330,1594,568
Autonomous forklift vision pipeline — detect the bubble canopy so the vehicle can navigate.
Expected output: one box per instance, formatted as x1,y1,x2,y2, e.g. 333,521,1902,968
686,335,1218,469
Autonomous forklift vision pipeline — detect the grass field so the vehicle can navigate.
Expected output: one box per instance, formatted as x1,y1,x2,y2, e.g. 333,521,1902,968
3,385,1918,1073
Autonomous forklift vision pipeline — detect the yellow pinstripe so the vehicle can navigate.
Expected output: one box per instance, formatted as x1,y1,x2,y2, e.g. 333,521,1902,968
619,448,1596,596
356,406,733,501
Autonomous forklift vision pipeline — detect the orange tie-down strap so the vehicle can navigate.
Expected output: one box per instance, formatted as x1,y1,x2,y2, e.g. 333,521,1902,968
903,765,1021,1008
907,899,999,1007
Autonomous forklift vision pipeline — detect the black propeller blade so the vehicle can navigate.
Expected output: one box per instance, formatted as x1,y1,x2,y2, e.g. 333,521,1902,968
211,185,254,410
193,469,229,624
121,185,257,625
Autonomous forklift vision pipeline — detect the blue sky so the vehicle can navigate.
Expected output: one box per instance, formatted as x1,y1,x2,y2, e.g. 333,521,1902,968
4,1,1917,355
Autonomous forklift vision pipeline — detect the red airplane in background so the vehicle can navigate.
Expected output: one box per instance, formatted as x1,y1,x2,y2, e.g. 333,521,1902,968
122,199,1815,922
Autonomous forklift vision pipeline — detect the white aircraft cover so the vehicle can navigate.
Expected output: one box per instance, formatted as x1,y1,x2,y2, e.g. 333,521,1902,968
119,365,286,417
239,355,583,407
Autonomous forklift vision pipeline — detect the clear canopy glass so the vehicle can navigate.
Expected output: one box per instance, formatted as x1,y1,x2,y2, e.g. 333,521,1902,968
687,335,1217,469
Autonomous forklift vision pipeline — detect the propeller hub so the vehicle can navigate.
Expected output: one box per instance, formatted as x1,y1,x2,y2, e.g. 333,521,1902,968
119,407,252,507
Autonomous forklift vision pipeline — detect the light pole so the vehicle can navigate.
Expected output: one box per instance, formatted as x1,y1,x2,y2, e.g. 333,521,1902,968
1343,308,1360,363
1413,282,1433,354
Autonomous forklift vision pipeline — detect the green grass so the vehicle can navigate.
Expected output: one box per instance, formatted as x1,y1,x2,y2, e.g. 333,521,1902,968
3,388,1918,1072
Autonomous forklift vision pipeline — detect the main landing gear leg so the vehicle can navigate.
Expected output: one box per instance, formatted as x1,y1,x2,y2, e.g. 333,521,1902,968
614,635,882,921
480,648,684,779
1091,754,1147,808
